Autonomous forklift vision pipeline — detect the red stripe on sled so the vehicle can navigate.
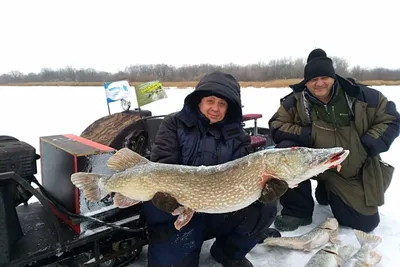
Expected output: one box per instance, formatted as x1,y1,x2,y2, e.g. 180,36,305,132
63,134,114,151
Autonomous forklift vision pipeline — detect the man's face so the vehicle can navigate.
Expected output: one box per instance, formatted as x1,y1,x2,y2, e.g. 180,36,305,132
198,95,228,124
305,76,335,102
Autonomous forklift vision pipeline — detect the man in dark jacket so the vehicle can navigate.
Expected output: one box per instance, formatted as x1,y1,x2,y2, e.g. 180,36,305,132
268,48,400,233
142,71,288,267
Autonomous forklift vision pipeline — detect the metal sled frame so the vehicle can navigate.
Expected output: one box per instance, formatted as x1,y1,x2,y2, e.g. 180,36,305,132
0,172,147,267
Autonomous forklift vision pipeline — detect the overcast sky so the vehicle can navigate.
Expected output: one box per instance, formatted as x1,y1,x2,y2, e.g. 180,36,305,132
1,0,399,75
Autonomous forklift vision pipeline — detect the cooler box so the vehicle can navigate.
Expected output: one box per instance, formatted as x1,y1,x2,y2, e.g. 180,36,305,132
40,134,118,234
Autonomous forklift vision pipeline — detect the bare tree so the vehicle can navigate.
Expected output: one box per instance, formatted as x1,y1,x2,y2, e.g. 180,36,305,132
332,57,350,77
0,59,399,85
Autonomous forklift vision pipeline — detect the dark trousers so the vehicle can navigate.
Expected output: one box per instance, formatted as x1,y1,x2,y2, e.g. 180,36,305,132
276,140,380,233
142,201,277,267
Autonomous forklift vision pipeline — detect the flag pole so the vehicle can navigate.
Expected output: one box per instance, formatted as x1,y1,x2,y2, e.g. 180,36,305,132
134,83,142,118
138,106,142,118
104,82,111,115
107,102,111,115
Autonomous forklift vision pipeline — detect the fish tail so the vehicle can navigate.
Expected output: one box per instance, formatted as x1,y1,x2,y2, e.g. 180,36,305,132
71,172,109,201
354,229,382,249
366,249,382,265
352,247,382,266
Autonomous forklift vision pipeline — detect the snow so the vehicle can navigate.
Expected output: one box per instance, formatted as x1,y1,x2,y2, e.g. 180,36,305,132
1,85,399,266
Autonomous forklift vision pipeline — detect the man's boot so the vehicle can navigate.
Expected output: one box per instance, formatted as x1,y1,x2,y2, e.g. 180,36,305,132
274,215,312,231
210,242,253,267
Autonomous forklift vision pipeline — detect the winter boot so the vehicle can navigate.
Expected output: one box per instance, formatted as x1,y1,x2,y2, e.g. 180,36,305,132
210,242,253,267
274,215,312,231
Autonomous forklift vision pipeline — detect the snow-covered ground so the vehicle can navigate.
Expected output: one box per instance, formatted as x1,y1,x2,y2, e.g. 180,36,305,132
1,85,399,266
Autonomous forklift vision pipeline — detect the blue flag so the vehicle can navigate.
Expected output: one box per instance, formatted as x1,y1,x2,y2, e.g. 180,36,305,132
104,80,133,103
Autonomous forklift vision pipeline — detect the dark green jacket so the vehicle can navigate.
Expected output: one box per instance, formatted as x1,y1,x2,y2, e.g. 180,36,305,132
269,75,400,215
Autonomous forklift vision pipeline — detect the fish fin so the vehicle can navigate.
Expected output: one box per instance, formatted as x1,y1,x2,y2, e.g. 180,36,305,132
354,229,382,249
107,148,149,172
171,206,186,216
71,172,108,201
113,193,140,208
337,245,358,262
173,207,194,230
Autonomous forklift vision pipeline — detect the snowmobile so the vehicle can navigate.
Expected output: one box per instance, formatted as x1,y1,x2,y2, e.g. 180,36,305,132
0,106,274,267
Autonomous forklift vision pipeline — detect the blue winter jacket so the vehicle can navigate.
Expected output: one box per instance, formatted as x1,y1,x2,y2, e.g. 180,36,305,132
143,71,252,225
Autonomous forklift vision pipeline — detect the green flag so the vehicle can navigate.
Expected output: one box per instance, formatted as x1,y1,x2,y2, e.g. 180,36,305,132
134,81,167,107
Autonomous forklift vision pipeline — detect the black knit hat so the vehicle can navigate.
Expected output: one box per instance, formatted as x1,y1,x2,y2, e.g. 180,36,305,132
304,48,336,82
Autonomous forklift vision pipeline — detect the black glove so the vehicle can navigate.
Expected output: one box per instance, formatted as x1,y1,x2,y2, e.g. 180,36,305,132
360,134,380,157
152,192,180,213
258,179,289,203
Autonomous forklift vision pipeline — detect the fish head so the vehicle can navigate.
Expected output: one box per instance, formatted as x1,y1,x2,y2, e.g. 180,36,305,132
319,217,339,231
300,146,349,179
319,218,339,238
265,146,349,188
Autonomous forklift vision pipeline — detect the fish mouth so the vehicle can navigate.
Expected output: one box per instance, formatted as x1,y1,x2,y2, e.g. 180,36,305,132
320,226,337,231
322,247,338,254
319,218,339,231
327,149,346,163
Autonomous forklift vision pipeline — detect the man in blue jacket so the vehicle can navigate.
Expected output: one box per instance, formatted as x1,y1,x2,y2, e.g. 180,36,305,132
142,71,287,267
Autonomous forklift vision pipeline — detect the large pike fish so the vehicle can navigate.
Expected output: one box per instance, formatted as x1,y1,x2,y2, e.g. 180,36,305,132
71,146,349,230
263,218,340,251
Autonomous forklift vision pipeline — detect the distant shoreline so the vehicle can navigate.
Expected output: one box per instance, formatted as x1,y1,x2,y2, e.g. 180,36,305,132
1,79,400,88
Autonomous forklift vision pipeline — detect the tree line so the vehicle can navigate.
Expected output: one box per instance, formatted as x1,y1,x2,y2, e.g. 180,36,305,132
1,57,399,84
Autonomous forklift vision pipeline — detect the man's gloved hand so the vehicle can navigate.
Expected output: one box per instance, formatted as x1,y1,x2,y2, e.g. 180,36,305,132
152,192,180,213
258,177,289,203
360,134,379,157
